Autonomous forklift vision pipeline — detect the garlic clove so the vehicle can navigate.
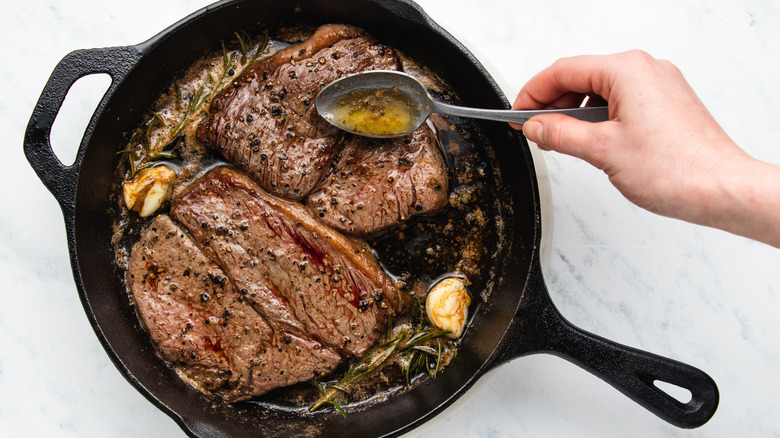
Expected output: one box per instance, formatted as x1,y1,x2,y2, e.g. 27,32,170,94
140,179,170,217
123,166,177,217
425,277,471,339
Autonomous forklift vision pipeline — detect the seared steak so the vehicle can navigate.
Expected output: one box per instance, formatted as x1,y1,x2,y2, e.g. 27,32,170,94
306,122,449,236
197,24,402,200
127,215,341,402
170,167,402,357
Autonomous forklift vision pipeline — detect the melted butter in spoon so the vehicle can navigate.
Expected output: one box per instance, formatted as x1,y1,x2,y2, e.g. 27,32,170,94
325,87,417,137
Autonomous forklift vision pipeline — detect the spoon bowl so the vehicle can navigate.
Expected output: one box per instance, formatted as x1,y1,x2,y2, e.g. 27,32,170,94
315,70,609,138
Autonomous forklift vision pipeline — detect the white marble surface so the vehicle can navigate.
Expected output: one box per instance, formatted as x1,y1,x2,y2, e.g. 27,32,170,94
3,0,780,437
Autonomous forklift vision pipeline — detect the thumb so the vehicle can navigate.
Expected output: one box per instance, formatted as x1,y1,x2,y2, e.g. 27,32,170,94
522,114,612,168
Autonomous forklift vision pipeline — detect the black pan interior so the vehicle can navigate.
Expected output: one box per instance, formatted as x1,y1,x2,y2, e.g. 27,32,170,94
72,0,538,436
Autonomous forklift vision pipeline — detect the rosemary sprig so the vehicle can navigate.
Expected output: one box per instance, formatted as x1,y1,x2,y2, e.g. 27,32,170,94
310,330,406,414
309,321,452,415
308,293,453,416
120,31,271,178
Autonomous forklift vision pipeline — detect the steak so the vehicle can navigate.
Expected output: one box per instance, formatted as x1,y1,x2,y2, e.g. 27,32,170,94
127,215,341,402
306,122,449,236
196,24,402,200
170,166,402,357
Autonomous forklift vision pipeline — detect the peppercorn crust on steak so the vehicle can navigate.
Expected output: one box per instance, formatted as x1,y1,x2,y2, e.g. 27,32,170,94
196,23,448,237
306,124,448,236
170,167,403,358
127,214,342,403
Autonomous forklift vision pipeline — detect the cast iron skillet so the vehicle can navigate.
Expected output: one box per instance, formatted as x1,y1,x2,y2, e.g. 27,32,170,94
24,0,719,436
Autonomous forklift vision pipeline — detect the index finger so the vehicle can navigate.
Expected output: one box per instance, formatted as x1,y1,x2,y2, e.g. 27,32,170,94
512,54,616,111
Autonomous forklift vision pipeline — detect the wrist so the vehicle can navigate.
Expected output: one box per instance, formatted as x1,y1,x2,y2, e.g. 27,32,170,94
707,154,780,247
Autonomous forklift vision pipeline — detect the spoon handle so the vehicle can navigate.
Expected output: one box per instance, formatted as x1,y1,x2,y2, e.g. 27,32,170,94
432,101,609,124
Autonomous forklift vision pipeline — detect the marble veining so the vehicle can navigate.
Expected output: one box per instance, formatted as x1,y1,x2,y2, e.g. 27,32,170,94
3,0,780,437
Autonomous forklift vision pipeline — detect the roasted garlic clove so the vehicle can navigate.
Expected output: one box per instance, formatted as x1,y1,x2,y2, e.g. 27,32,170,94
123,165,177,217
425,277,471,339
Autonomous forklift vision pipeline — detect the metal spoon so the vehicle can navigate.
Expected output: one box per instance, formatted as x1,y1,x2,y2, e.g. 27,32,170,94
315,70,609,138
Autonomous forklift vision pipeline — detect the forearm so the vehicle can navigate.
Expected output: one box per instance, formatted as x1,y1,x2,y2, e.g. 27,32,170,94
705,155,780,248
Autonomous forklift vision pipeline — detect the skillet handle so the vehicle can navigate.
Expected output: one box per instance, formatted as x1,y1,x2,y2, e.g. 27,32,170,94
491,264,719,429
24,46,141,213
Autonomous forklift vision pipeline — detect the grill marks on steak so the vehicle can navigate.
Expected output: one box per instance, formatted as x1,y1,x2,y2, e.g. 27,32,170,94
170,167,401,357
127,215,341,402
306,122,449,236
197,24,402,201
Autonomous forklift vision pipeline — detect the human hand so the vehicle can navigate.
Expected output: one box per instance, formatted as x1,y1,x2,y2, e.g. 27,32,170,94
512,50,780,248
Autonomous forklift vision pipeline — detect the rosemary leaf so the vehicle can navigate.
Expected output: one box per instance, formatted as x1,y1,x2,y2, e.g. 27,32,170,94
152,112,167,128
135,162,154,173
329,384,349,393
425,355,436,379
325,400,347,419
410,351,426,379
402,328,451,349
150,151,178,159
235,32,248,64
386,314,393,341
144,112,165,150
434,339,443,377
426,340,444,379
408,345,438,356
253,30,270,61
399,350,416,384
221,40,229,70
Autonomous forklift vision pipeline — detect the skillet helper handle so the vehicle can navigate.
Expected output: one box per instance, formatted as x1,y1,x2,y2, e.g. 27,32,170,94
496,266,719,428
24,46,140,212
